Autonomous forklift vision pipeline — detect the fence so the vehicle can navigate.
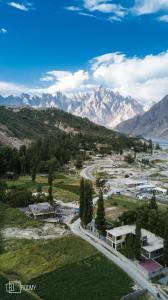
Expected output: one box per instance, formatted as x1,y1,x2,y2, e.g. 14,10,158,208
120,289,147,300
84,225,168,280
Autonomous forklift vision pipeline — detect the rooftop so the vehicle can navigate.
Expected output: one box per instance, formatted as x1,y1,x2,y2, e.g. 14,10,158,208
29,202,54,215
106,225,163,252
107,225,134,237
139,260,162,273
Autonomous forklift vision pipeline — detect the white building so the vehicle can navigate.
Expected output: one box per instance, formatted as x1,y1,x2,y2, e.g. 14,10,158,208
106,225,163,260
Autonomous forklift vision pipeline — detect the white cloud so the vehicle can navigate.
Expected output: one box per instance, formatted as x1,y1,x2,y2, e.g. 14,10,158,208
108,16,122,22
0,81,28,96
45,70,89,94
8,1,33,11
2,51,168,105
66,0,168,22
40,76,54,82
84,0,126,18
157,14,168,22
132,0,168,16
92,51,168,103
0,28,7,34
65,0,126,22
65,6,81,12
78,12,98,19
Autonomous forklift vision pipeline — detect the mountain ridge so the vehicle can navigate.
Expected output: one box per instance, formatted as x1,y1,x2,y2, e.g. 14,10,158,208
0,87,144,129
116,95,168,138
0,106,134,148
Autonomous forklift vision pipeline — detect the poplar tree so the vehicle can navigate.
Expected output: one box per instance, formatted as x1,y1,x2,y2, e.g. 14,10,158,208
48,170,53,205
135,214,141,260
80,179,93,228
149,191,158,210
0,203,4,254
79,178,85,222
95,192,106,236
163,217,168,266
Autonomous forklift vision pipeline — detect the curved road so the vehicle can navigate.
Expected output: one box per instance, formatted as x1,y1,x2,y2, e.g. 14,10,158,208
71,163,167,300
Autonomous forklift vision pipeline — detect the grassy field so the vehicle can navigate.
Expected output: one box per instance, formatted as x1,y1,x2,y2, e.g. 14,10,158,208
104,194,167,222
6,172,80,203
0,204,43,229
104,195,141,210
0,236,133,300
30,254,132,300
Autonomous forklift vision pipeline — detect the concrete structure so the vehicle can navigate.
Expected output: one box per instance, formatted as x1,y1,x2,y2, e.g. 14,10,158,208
28,202,55,220
106,225,163,260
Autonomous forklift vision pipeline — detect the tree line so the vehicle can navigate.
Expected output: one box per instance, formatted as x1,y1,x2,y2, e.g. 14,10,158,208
79,177,106,237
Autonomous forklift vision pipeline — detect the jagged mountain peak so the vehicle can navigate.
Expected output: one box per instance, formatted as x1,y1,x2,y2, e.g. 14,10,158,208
0,87,144,128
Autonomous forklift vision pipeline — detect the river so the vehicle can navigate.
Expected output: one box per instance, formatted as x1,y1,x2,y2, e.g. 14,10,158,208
151,138,168,150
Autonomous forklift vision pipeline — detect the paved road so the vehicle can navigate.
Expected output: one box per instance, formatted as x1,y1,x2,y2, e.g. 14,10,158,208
74,164,168,300
80,164,98,181
80,160,114,181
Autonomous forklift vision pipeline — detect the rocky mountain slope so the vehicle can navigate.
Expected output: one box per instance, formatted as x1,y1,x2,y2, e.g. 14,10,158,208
116,95,168,138
0,106,130,148
0,87,144,128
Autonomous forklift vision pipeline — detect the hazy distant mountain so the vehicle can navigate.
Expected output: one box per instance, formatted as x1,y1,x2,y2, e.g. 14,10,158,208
116,95,168,138
0,87,144,128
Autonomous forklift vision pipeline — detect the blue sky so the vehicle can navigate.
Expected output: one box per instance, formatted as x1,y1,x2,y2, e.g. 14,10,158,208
1,0,168,103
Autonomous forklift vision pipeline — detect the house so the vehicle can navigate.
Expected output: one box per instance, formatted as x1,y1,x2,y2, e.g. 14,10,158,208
28,202,55,220
106,225,163,260
154,187,167,194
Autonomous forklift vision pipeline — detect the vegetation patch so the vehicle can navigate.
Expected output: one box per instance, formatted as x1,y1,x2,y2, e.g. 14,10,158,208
30,254,133,300
0,235,133,300
6,173,80,203
0,204,42,229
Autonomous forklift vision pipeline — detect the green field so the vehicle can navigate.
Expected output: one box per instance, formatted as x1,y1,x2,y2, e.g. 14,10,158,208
0,236,133,300
104,195,141,210
104,194,167,211
0,204,43,229
6,172,80,203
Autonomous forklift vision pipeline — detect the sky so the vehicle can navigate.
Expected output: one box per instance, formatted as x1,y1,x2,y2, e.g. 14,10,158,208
1,0,168,104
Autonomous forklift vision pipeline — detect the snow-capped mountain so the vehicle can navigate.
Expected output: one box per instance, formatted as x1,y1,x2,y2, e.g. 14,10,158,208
0,87,144,128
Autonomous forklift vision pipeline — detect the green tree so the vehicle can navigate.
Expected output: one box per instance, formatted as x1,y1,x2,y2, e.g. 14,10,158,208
31,156,39,183
75,159,83,170
32,167,36,183
86,180,93,224
124,154,134,164
119,209,137,225
149,191,158,210
82,180,93,227
95,192,106,237
37,185,42,193
148,209,159,233
148,139,153,155
134,214,141,260
0,205,4,254
7,189,33,207
124,233,135,259
48,171,53,205
0,181,7,203
143,143,148,152
96,177,106,192
163,217,168,266
79,177,85,221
